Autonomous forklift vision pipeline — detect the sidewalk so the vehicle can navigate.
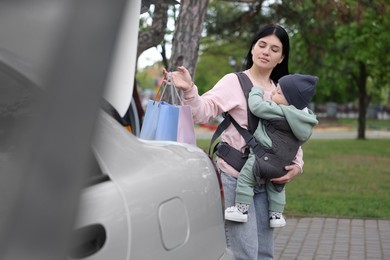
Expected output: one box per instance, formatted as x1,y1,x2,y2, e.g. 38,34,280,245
274,217,390,260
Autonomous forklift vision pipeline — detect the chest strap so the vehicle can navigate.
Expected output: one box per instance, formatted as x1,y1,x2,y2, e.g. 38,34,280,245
209,113,270,171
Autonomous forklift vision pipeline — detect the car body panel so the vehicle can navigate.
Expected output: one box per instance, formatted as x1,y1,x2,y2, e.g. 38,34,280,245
0,0,234,259
73,111,233,259
103,0,140,117
74,181,130,259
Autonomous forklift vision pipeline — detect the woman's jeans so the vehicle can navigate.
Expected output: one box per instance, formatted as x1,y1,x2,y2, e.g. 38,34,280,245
221,171,274,260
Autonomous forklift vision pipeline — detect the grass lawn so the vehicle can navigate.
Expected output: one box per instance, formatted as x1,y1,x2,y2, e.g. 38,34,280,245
197,138,390,219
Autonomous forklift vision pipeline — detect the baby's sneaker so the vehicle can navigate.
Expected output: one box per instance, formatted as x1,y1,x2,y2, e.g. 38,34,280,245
225,206,248,222
269,211,286,227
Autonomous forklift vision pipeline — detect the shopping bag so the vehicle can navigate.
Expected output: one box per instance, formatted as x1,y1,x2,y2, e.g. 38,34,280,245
177,105,196,145
139,100,161,140
139,72,196,145
140,100,180,141
155,102,180,141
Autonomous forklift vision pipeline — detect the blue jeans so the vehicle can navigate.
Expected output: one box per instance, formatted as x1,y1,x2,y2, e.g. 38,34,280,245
221,171,274,260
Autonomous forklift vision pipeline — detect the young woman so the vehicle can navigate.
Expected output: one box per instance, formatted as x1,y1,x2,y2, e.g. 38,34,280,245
164,24,303,260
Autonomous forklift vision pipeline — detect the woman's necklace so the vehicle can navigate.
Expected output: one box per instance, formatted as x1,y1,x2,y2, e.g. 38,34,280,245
248,69,272,89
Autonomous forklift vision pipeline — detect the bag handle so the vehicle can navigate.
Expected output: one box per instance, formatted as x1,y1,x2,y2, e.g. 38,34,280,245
154,80,168,103
168,72,183,105
156,72,183,105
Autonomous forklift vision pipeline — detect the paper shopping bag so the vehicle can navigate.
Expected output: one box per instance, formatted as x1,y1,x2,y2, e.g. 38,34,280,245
155,102,180,141
177,105,196,145
139,100,162,140
140,72,195,144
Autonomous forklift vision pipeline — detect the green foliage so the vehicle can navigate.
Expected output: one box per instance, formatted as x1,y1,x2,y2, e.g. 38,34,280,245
276,0,390,104
195,38,247,94
136,62,165,90
205,0,270,42
136,69,156,90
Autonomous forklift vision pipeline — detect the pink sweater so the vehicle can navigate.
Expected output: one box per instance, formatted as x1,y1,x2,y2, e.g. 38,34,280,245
182,70,304,177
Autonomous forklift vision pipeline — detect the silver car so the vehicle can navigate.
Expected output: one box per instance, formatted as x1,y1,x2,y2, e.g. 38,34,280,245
71,111,232,259
0,0,233,259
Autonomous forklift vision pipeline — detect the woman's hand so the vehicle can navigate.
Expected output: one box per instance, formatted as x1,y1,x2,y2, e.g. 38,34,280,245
163,66,193,91
270,164,301,184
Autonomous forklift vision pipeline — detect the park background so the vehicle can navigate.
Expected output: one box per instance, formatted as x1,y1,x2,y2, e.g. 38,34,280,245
136,0,389,219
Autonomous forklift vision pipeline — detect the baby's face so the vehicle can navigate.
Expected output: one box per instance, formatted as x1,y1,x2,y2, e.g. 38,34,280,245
271,84,289,106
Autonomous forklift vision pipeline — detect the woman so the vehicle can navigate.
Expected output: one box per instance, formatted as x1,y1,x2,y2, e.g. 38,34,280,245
164,24,303,260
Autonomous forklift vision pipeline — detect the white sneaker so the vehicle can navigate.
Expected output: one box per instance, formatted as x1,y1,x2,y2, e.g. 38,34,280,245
269,211,286,228
225,206,248,222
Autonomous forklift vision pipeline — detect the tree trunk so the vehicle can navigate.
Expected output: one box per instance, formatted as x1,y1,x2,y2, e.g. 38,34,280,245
137,3,169,59
357,61,367,139
168,0,209,77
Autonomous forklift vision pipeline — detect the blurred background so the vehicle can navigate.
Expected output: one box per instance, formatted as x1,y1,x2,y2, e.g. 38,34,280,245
136,0,389,139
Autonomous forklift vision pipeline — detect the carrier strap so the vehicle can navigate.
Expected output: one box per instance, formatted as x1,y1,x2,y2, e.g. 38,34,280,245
229,115,266,158
208,112,269,171
235,71,258,133
208,72,257,154
208,72,266,171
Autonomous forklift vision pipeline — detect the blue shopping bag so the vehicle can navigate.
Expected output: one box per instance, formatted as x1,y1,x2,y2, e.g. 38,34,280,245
155,102,180,141
140,100,180,141
139,100,161,140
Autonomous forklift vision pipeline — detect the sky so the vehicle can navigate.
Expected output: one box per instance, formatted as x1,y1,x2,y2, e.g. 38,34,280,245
137,47,162,69
137,3,175,70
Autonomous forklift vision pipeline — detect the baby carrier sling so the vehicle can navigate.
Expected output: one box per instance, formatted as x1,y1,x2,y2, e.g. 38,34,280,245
209,72,303,190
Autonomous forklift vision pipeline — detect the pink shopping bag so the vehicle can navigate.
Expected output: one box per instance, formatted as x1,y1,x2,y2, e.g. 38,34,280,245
177,105,196,145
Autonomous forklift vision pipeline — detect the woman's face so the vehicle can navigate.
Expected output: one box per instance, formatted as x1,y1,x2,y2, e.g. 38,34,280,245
251,35,284,71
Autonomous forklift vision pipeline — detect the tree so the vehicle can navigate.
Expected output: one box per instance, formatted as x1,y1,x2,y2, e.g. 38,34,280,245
271,0,390,139
168,0,210,77
137,3,169,60
137,0,209,88
138,0,270,83
137,0,210,76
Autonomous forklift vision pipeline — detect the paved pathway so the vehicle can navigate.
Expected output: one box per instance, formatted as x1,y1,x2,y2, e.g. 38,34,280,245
273,217,390,260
